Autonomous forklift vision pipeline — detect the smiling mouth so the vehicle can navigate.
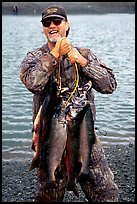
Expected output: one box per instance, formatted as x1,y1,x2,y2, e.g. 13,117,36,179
49,30,58,35
48,32,60,43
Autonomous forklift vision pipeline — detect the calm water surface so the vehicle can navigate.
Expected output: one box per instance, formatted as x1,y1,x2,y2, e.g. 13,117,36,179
2,14,135,161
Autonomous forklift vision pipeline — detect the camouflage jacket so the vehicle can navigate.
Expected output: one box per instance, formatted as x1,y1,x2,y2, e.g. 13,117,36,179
20,43,117,122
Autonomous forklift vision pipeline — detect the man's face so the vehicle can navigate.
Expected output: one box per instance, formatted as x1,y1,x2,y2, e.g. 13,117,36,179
42,17,69,43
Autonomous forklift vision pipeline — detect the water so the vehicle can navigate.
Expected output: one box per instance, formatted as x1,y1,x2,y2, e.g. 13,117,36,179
2,14,135,161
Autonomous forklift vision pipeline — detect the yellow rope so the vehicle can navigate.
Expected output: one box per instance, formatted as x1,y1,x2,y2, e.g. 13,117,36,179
57,38,79,106
65,62,79,106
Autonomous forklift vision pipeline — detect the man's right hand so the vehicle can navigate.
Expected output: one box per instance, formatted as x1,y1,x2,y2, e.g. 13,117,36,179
50,37,71,60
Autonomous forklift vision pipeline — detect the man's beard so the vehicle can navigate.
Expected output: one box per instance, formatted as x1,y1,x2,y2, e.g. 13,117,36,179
48,37,57,43
47,34,61,43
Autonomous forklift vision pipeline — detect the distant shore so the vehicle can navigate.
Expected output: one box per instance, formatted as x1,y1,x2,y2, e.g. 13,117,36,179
2,143,135,202
2,2,135,16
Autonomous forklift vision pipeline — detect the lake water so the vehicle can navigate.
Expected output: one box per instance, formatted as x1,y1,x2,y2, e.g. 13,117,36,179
2,14,135,161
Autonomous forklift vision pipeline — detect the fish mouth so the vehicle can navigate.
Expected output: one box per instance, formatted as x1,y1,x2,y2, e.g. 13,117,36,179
77,172,92,182
66,181,79,197
40,180,58,190
40,177,67,191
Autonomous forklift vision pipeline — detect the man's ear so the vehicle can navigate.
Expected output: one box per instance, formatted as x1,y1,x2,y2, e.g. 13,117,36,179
65,21,70,36
65,21,70,32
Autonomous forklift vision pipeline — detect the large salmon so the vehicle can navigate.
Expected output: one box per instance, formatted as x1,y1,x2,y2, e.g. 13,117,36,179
64,102,95,197
78,105,95,181
41,101,67,187
29,81,62,171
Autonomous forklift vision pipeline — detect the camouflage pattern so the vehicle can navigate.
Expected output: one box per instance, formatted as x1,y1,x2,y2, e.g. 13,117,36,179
20,43,117,122
20,43,118,202
79,135,118,202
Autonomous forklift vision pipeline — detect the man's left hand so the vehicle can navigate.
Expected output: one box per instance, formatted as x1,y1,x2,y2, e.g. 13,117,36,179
68,48,88,67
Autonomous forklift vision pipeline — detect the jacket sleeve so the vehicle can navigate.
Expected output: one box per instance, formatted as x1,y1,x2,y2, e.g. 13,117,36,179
80,48,117,94
20,48,58,93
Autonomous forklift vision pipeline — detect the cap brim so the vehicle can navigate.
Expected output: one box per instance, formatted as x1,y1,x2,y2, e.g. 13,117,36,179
41,14,66,21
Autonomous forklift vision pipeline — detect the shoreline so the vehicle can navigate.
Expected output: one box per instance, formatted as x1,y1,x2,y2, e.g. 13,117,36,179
2,143,135,202
2,2,135,15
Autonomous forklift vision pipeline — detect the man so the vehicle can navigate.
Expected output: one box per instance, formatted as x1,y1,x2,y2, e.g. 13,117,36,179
20,5,118,202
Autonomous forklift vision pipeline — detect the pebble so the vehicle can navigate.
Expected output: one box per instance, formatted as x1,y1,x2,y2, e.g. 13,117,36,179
2,143,135,202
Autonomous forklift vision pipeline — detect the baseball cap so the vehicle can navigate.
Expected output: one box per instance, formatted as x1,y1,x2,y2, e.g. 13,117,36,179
41,5,67,21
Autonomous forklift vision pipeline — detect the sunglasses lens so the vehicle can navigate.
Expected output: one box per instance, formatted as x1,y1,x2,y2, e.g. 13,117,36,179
42,20,51,27
53,18,62,26
42,18,63,27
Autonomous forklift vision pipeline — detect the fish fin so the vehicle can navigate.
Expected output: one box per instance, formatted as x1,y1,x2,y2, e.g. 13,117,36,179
29,155,39,171
67,182,79,197
31,126,34,133
73,103,90,123
31,140,36,151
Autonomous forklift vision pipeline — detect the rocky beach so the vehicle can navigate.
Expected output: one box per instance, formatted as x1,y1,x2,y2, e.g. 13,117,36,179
2,143,135,202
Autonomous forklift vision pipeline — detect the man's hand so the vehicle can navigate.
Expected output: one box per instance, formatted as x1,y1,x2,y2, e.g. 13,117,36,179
68,48,88,67
50,37,71,59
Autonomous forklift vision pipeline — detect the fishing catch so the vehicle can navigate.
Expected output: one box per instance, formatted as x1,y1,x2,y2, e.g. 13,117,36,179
29,75,117,202
29,79,96,201
29,81,62,171
64,102,95,197
28,79,118,202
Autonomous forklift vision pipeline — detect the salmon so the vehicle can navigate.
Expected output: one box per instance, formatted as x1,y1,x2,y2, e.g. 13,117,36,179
30,105,42,170
43,113,67,186
78,105,95,181
29,81,62,171
30,81,96,200
64,103,95,197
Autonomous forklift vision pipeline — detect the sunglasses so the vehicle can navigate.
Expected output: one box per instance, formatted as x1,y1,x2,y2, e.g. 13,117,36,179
42,18,64,27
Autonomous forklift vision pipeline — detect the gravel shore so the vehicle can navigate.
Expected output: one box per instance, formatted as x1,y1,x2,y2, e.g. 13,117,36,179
2,143,135,202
